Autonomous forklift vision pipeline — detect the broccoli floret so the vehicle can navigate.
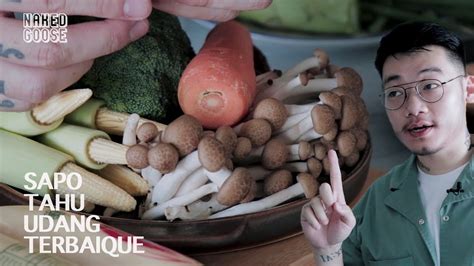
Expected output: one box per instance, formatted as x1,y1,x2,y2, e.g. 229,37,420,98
78,10,195,123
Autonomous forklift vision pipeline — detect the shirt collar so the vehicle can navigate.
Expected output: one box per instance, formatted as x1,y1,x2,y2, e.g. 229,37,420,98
388,152,474,191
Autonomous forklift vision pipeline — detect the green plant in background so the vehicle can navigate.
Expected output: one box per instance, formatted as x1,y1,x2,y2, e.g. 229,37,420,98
238,0,359,34
360,0,474,35
238,0,474,36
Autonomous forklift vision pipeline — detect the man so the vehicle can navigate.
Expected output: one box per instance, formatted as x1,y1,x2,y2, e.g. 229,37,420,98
301,22,474,265
0,0,271,111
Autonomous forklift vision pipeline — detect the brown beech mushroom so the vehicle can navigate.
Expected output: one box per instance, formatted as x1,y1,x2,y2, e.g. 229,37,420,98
256,66,361,105
326,64,341,78
161,114,203,157
280,49,329,80
339,95,361,131
351,128,369,151
240,180,258,203
264,169,293,196
355,97,370,131
255,49,329,102
233,137,252,160
202,130,216,138
198,136,226,172
307,157,323,178
303,67,363,96
151,150,201,204
137,122,159,143
148,143,179,174
298,122,339,143
122,113,140,146
344,151,360,168
314,142,328,160
164,168,253,221
275,104,336,144
209,172,319,219
141,182,219,220
275,91,342,135
337,131,357,157
225,158,234,171
216,167,253,206
238,118,273,146
332,85,358,97
215,126,238,157
198,136,235,188
252,98,288,131
126,144,149,169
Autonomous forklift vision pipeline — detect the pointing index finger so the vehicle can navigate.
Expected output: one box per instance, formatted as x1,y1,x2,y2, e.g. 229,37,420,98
328,149,346,204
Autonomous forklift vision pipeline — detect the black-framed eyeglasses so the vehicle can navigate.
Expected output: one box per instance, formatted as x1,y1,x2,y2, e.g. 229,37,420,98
380,75,465,110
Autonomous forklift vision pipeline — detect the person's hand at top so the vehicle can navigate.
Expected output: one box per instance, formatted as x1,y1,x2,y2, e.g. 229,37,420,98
0,0,152,112
301,150,356,265
152,0,272,22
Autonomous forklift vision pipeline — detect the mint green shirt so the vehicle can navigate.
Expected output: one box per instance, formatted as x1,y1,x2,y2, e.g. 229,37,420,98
343,154,474,265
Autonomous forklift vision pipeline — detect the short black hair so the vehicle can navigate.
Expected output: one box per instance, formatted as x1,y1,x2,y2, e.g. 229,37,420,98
375,21,466,76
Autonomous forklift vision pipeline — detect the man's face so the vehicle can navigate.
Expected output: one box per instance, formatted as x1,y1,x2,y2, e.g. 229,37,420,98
382,45,467,156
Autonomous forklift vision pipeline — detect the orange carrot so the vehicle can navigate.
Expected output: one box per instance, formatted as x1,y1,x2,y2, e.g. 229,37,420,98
178,20,256,129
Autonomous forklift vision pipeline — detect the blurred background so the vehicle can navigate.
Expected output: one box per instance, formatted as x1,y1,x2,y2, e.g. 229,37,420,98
179,0,474,171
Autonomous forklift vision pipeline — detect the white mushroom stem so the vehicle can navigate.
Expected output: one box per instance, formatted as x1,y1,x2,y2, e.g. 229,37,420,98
256,70,281,91
304,78,341,91
141,166,162,187
205,167,232,188
209,182,306,219
275,101,327,135
298,128,324,142
275,115,322,144
255,74,308,103
273,112,307,134
141,183,219,220
280,55,327,81
165,193,227,221
257,69,281,83
166,181,265,221
284,162,309,173
123,113,140,146
174,168,207,197
151,151,200,204
285,103,316,115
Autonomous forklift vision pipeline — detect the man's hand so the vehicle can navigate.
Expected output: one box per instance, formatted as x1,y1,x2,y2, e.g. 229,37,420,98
300,150,356,263
153,0,272,22
0,0,152,111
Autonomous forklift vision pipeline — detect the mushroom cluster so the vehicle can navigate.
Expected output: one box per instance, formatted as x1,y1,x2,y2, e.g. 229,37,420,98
115,49,370,221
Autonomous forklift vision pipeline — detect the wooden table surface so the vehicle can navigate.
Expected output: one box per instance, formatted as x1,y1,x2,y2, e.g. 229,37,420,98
191,168,385,266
